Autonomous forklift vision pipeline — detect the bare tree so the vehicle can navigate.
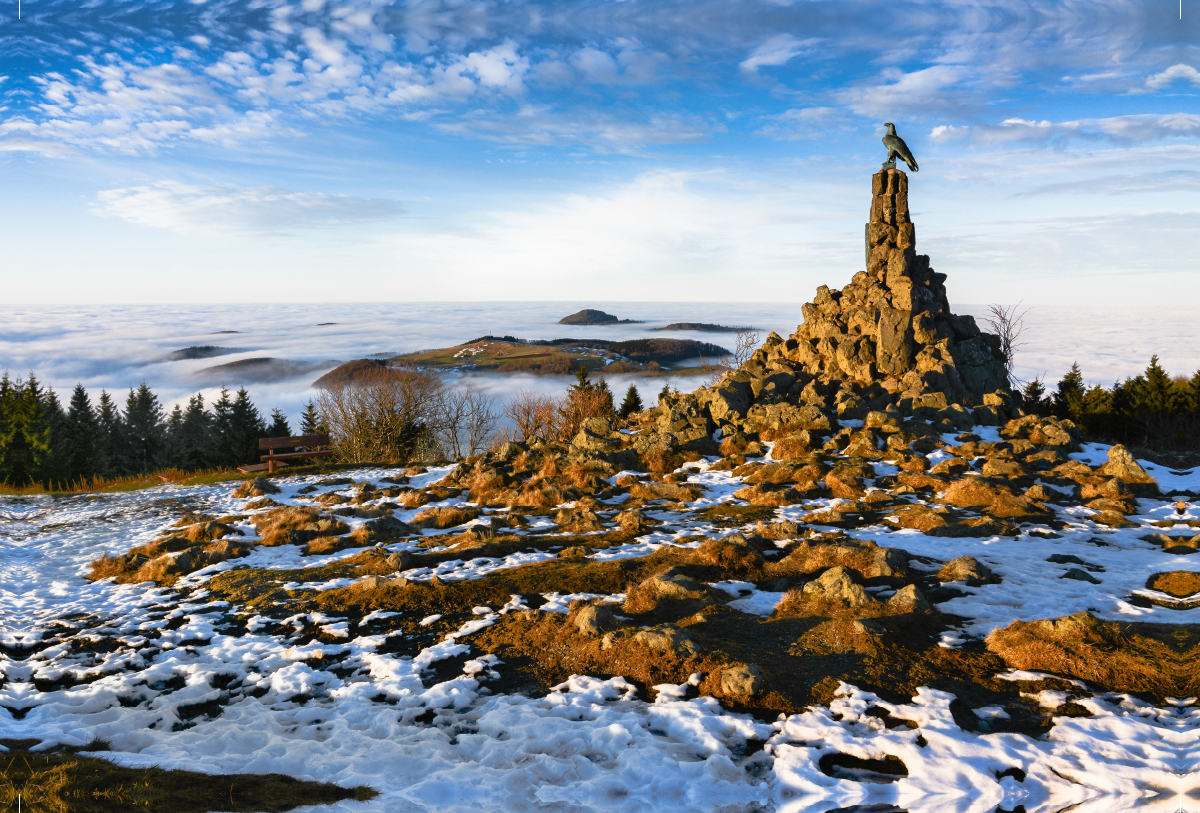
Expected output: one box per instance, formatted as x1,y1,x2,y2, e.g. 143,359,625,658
708,327,762,385
503,390,560,443
440,385,501,459
316,364,447,464
984,302,1031,385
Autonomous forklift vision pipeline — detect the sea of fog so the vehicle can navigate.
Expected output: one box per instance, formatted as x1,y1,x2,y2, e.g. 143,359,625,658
2,302,1197,424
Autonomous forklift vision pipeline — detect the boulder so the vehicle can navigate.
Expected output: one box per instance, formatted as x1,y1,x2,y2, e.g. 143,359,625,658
1097,445,1158,492
1061,568,1102,584
353,515,413,544
938,556,999,586
574,604,618,637
886,584,932,613
719,663,764,696
800,565,872,608
631,625,700,657
384,551,413,571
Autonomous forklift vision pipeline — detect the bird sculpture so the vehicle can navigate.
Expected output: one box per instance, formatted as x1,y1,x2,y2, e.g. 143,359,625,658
882,122,919,172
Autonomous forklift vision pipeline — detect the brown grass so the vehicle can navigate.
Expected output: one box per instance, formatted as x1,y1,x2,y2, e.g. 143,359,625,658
986,613,1200,700
1148,571,1200,597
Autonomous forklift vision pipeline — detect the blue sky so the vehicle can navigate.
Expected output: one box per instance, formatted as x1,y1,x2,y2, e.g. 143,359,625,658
1,0,1197,305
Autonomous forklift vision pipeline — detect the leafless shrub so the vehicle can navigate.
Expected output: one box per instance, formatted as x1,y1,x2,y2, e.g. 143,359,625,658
316,364,447,464
709,327,762,385
440,385,501,459
504,390,560,443
984,302,1031,385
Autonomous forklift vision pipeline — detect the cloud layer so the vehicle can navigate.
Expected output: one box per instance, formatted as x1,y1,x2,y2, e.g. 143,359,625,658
93,182,404,235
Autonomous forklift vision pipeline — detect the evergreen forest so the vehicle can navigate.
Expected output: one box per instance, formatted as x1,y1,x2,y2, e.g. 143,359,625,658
0,374,314,487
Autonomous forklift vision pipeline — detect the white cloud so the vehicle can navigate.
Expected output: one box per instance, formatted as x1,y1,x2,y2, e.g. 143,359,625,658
757,106,852,139
930,113,1200,145
739,34,814,73
435,105,714,152
838,64,977,117
93,182,404,235
1145,63,1200,90
460,40,528,92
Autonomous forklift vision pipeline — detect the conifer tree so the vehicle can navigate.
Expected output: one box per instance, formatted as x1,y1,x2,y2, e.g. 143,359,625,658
38,387,70,487
211,387,236,466
228,388,266,466
300,400,325,436
163,404,187,469
596,378,615,415
267,408,292,438
1,376,53,486
178,394,215,471
62,383,100,483
1053,363,1085,422
618,384,643,418
95,390,126,477
1134,355,1175,414
1021,377,1049,415
0,373,11,484
123,383,165,473
1189,371,1200,414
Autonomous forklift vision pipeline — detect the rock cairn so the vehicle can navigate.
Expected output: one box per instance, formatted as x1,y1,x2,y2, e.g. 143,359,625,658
661,168,1014,446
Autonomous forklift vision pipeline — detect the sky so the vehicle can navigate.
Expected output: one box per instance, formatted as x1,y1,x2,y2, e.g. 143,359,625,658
1,0,1197,306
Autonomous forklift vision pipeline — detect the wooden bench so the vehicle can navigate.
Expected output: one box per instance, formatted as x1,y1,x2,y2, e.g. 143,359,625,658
237,434,334,474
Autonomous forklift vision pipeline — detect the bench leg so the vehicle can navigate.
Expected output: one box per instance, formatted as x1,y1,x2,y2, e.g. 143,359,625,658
268,456,275,474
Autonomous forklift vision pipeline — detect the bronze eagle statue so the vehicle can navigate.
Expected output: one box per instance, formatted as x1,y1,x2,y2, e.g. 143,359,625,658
882,122,918,172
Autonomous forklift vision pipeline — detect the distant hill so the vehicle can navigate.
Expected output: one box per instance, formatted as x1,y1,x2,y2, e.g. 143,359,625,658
195,357,335,384
315,335,730,385
651,323,750,333
164,345,238,361
313,359,388,388
558,309,644,325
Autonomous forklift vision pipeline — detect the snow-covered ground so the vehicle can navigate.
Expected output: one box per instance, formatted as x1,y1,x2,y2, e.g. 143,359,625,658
1,441,1198,811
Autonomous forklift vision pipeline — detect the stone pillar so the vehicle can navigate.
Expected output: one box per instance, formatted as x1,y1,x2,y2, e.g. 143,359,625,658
865,169,915,278
867,169,916,376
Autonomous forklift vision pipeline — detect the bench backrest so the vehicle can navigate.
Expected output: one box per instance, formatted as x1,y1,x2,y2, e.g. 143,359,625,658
260,434,331,449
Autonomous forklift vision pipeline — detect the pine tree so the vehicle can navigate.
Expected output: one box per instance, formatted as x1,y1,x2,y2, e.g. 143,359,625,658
0,376,52,486
596,378,615,415
62,384,100,483
163,404,187,469
0,373,12,484
618,384,643,418
1053,363,1085,421
229,388,266,466
178,394,215,471
1134,355,1175,414
123,383,165,473
211,387,236,467
38,387,70,487
1189,370,1200,414
1021,377,1049,415
267,408,292,438
95,390,126,477
300,400,325,436
572,365,591,392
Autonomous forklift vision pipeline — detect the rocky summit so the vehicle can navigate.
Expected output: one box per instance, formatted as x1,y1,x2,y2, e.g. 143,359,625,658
672,169,1011,451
